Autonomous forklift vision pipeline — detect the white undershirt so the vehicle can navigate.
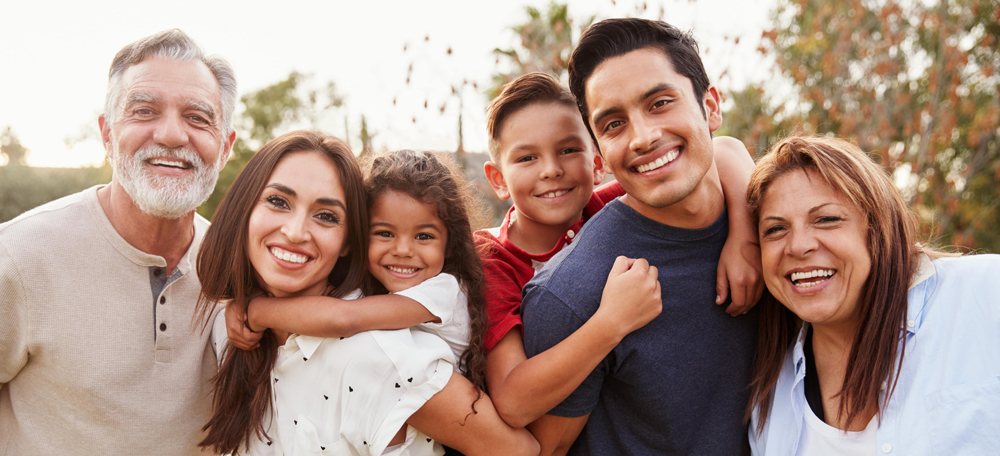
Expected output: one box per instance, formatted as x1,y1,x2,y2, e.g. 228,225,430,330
797,404,877,455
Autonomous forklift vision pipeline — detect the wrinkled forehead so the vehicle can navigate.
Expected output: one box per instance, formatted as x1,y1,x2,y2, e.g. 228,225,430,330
119,57,222,112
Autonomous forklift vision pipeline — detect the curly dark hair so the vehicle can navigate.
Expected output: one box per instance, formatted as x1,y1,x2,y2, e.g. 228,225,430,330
361,149,490,398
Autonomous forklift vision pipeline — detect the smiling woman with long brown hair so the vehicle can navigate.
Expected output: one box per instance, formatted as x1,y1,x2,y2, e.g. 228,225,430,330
746,135,1000,455
194,130,537,456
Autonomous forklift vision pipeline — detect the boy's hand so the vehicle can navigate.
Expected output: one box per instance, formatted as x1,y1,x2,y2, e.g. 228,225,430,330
716,239,764,316
595,256,662,338
225,299,263,350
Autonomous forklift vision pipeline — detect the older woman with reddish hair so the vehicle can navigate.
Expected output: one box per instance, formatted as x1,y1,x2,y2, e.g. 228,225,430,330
746,135,1000,455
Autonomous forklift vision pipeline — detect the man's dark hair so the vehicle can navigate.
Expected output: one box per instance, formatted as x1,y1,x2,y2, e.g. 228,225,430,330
568,18,710,141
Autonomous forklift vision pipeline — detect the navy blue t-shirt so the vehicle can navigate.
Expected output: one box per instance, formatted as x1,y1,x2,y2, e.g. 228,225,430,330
522,199,757,456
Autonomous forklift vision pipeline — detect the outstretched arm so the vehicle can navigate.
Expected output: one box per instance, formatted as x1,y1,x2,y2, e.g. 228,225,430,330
485,256,661,428
225,294,437,350
408,371,539,456
712,136,764,315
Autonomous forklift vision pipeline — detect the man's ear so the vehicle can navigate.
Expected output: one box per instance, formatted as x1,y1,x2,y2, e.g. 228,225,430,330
98,115,113,157
221,130,236,164
592,150,605,185
484,161,511,201
703,86,723,133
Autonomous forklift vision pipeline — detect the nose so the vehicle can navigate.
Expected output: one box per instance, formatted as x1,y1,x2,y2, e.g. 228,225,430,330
628,114,662,154
280,213,311,244
152,111,190,149
785,227,818,258
391,236,413,257
539,155,564,180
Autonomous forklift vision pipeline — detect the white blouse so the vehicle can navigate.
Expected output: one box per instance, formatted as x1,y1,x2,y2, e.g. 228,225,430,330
212,290,455,456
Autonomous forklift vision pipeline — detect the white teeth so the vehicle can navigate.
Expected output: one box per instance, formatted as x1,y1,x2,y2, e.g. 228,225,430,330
270,247,308,264
636,150,680,173
790,269,835,286
148,158,189,169
538,189,570,198
387,265,418,274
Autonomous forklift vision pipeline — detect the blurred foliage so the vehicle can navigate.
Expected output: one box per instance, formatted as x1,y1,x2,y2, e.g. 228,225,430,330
1,166,112,222
488,1,595,100
199,72,344,220
1,127,110,223
1,127,29,167
722,0,1000,252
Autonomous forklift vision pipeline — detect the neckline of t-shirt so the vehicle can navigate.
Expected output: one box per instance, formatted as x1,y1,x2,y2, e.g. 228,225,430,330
603,198,729,242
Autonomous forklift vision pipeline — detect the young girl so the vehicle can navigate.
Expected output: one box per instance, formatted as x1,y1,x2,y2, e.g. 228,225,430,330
229,149,492,388
199,132,536,456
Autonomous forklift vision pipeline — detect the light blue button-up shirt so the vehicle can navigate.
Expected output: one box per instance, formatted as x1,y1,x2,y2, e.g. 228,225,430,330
750,254,1000,455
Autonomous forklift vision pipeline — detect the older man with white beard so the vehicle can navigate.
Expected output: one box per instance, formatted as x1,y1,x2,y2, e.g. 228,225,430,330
0,29,236,455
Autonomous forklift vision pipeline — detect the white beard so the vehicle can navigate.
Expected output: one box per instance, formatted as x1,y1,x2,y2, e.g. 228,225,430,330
111,142,223,219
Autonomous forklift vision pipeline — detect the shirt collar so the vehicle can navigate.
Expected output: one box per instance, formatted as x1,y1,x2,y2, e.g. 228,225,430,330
288,334,324,359
904,253,937,335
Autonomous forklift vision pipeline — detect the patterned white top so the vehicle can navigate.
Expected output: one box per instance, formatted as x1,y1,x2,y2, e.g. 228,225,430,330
213,290,455,456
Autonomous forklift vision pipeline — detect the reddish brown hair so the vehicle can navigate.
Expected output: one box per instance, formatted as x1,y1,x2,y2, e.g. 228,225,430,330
361,149,490,398
195,130,367,454
486,72,579,163
745,135,920,433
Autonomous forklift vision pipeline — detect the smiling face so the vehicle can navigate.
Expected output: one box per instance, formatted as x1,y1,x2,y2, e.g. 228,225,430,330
101,57,234,218
758,169,872,333
584,47,722,222
247,151,350,298
486,102,604,233
367,190,447,293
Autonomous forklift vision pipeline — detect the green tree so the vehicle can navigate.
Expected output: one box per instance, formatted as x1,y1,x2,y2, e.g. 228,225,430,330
199,72,345,220
724,0,1000,252
488,1,594,100
1,126,29,167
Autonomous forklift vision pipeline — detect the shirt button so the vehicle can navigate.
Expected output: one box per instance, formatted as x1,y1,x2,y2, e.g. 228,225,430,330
159,323,167,331
159,296,166,304
882,443,892,453
907,320,915,328
153,268,162,277
567,230,575,239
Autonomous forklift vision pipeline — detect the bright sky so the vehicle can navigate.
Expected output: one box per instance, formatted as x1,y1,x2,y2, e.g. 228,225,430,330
0,0,774,168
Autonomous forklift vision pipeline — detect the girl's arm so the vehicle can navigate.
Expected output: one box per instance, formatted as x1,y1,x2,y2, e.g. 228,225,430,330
224,294,438,350
712,136,764,315
407,370,539,456
485,256,661,428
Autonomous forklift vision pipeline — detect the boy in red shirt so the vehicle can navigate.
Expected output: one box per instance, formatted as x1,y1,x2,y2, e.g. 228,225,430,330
477,72,761,429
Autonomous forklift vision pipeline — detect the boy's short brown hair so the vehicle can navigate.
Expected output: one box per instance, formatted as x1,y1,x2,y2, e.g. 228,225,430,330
486,72,578,163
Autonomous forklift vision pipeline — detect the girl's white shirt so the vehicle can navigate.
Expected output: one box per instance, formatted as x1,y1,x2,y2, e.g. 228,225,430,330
394,273,471,369
211,289,455,456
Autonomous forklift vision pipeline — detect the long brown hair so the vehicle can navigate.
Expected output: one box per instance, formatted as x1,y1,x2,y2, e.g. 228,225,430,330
745,135,921,433
361,149,490,397
195,130,368,455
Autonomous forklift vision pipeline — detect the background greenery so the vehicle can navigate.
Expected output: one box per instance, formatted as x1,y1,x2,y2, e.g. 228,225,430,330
2,0,997,252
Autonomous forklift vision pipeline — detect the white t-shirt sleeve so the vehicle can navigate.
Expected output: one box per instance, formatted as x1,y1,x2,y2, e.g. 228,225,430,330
394,273,460,326
393,273,470,367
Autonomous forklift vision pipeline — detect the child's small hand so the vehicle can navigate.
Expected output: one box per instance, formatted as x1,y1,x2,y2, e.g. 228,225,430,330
596,256,662,338
225,299,263,350
716,239,764,316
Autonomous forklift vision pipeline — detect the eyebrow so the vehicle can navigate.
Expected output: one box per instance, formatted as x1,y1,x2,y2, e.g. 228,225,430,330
760,203,836,222
124,92,161,107
184,99,217,121
370,221,443,233
590,83,679,127
266,183,346,210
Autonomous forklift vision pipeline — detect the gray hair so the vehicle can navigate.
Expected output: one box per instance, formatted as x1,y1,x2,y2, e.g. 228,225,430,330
104,29,237,136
